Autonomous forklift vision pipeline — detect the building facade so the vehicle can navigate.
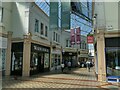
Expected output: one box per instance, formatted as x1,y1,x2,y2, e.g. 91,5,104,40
93,1,120,82
1,2,89,77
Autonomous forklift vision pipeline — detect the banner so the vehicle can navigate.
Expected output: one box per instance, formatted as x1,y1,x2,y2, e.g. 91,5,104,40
87,34,94,44
61,1,71,30
76,27,81,44
50,1,58,30
70,29,75,45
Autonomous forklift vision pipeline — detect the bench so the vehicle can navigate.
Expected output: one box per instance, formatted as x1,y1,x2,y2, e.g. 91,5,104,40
107,76,120,82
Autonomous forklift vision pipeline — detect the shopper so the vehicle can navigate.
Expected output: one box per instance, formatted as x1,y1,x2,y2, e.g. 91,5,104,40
86,61,91,72
68,61,71,70
61,62,65,72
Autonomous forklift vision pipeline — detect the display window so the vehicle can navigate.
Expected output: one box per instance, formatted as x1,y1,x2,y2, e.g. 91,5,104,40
11,42,23,76
106,47,120,76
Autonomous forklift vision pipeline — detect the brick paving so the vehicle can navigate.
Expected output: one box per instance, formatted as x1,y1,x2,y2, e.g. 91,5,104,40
1,67,120,90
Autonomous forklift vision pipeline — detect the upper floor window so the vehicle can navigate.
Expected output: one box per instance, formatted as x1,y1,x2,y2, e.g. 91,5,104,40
56,33,57,42
66,40,69,47
0,7,3,23
45,26,48,37
69,40,71,47
80,43,82,49
53,32,55,41
41,23,44,35
58,35,60,43
35,19,39,32
84,43,86,49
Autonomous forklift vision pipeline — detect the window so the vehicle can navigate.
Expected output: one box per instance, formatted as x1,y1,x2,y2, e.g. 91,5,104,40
41,23,44,35
56,33,57,42
58,35,60,43
0,7,3,22
35,19,39,32
66,40,68,47
69,40,71,47
80,43,82,49
45,26,48,37
85,43,86,49
53,32,55,41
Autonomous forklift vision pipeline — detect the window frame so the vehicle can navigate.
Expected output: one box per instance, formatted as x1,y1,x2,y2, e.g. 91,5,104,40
41,23,44,35
35,19,39,33
53,32,55,41
45,26,48,37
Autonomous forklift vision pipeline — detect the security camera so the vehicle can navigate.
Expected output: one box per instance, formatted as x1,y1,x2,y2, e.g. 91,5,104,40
93,14,97,18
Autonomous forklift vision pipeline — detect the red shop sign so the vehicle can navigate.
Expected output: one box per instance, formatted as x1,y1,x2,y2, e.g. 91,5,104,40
87,35,94,44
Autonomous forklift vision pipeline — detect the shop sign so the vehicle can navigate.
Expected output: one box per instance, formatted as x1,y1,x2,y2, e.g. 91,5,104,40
87,34,94,44
52,49,61,54
70,28,75,45
76,27,81,44
33,45,49,52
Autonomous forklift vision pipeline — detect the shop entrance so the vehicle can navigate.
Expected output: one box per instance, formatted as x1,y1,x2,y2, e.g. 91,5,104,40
11,42,23,76
38,53,44,72
30,43,50,75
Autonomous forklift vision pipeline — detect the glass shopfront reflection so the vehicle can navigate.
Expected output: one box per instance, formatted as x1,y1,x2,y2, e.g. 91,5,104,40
106,47,120,76
11,42,23,76
30,43,50,75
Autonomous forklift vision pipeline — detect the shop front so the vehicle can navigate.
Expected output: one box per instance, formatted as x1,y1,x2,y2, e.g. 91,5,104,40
51,48,61,71
11,42,23,76
105,37,120,78
62,52,77,68
0,36,7,76
30,43,50,75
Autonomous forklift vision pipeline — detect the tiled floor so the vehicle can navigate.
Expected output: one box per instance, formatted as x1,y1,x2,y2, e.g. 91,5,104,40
2,67,120,90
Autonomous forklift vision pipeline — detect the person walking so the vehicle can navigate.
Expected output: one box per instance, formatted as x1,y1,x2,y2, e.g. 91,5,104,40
68,61,71,70
86,61,91,72
61,62,65,72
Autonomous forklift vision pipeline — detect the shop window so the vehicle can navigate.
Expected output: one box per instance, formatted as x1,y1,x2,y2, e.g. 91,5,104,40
106,47,120,76
35,19,39,32
41,23,44,35
11,42,23,76
58,55,60,65
44,53,49,68
45,26,48,37
11,52,23,73
30,53,38,70
51,54,55,67
0,49,6,72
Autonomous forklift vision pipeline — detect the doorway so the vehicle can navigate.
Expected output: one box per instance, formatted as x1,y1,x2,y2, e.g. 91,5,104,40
38,53,44,72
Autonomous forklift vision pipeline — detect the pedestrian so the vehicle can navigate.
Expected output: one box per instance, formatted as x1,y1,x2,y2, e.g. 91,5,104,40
78,61,80,67
68,61,71,70
86,61,91,72
61,62,65,72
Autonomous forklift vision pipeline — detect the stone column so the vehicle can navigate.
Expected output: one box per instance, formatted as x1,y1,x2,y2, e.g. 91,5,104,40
97,30,106,82
5,31,13,76
22,35,31,76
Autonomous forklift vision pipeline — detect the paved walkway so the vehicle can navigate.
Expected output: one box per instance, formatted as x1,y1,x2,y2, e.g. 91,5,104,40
2,67,120,90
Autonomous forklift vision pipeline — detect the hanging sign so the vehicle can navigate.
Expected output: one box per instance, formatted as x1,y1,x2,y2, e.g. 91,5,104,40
87,34,94,44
